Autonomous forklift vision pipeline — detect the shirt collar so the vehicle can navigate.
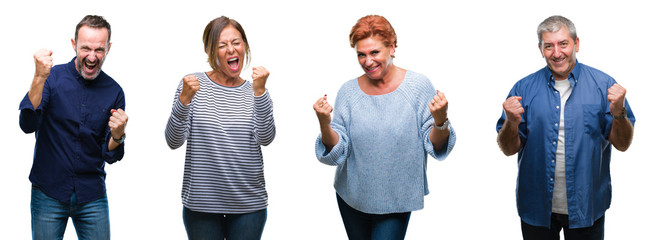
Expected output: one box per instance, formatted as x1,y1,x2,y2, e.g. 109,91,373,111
547,59,580,88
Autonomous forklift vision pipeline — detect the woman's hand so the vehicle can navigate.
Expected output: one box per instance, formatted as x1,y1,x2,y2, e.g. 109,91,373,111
429,90,448,126
252,66,269,96
179,75,200,106
314,94,333,125
313,94,337,150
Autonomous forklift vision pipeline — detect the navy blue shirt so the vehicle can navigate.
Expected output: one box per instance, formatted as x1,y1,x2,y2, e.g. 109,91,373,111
496,61,635,228
19,58,125,204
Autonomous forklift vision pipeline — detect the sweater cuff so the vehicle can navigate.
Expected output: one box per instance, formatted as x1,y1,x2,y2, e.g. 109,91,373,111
172,97,191,119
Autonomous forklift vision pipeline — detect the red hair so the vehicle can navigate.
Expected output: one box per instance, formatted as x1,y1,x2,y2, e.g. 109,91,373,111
349,15,397,48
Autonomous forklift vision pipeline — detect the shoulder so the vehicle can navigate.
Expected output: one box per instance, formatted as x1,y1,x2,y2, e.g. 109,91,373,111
336,77,360,97
577,63,615,85
404,70,432,88
399,70,434,98
510,67,550,93
98,71,124,92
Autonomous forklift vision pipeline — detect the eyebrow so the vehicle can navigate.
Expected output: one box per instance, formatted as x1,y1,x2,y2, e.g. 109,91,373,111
356,48,379,54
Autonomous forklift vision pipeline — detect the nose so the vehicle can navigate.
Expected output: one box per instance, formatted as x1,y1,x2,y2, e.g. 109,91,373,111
552,46,563,58
365,56,374,67
87,53,97,62
227,43,235,53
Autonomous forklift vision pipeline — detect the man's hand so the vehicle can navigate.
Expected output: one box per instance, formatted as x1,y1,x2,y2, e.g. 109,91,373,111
498,96,524,156
503,96,524,124
29,49,54,109
607,83,626,117
179,75,200,105
109,109,128,141
34,49,53,81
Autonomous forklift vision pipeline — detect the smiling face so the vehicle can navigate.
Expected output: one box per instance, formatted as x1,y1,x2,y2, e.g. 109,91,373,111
72,25,111,80
355,36,395,80
215,25,245,80
540,26,579,80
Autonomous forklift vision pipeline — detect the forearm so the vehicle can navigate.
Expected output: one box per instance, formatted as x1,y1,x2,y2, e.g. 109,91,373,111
609,117,633,151
320,123,339,152
254,91,276,145
165,98,190,149
497,121,521,156
28,76,46,109
429,126,450,151
108,137,120,151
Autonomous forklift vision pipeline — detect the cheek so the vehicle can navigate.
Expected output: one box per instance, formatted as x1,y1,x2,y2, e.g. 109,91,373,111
358,58,366,67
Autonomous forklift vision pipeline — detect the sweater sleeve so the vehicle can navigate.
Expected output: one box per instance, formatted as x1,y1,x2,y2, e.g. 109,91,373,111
315,85,351,166
415,75,456,160
165,80,191,150
253,89,276,146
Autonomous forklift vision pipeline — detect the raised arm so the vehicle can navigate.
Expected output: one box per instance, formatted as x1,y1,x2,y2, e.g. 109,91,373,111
165,75,198,149
497,96,524,156
313,94,339,151
607,83,633,151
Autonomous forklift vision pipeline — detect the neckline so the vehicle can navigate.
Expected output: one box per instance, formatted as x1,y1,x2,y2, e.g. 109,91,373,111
204,72,245,89
357,69,409,96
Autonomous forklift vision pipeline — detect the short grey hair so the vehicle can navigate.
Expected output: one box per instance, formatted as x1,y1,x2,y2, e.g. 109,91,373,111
537,15,577,46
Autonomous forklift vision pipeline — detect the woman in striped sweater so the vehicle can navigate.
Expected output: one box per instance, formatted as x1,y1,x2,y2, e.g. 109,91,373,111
165,16,275,240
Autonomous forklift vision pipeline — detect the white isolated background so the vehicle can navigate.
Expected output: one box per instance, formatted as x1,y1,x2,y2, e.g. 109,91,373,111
1,0,653,239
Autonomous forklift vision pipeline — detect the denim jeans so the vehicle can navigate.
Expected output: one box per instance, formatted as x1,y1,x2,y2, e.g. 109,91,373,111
31,185,110,240
183,206,267,240
521,213,605,240
337,193,411,240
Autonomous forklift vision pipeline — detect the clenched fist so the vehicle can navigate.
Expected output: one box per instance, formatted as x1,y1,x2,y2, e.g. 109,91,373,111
34,49,54,81
179,75,200,105
607,83,626,117
108,109,128,142
429,90,448,125
313,94,333,126
503,96,524,124
252,66,269,96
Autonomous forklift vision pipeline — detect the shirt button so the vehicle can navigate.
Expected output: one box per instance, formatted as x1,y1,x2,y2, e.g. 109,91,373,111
553,141,557,145
555,123,558,127
552,159,555,163
556,106,560,109
550,178,554,181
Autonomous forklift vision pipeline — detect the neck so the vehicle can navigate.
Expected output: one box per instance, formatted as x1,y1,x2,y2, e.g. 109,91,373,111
369,64,398,86
208,70,242,87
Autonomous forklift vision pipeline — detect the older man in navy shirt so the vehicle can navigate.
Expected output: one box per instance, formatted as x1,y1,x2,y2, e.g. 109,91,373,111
19,15,128,240
497,15,635,240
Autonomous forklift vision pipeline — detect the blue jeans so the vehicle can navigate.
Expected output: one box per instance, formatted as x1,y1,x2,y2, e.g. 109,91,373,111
521,213,605,240
337,193,411,240
31,185,110,240
183,206,267,240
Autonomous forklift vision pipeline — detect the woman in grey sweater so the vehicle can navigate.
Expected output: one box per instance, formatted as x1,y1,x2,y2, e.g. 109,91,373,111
313,15,456,240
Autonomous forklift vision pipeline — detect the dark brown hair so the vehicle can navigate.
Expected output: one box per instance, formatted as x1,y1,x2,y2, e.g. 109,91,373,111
75,15,111,42
203,16,251,71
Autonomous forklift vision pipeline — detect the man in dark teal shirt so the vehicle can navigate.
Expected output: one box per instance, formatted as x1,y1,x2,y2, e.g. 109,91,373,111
496,15,635,240
19,15,128,240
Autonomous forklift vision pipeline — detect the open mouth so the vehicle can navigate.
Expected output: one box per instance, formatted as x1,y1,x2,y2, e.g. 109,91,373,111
227,57,240,71
84,60,98,74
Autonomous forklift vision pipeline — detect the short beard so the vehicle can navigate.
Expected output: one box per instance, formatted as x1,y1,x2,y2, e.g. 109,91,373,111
76,53,104,81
